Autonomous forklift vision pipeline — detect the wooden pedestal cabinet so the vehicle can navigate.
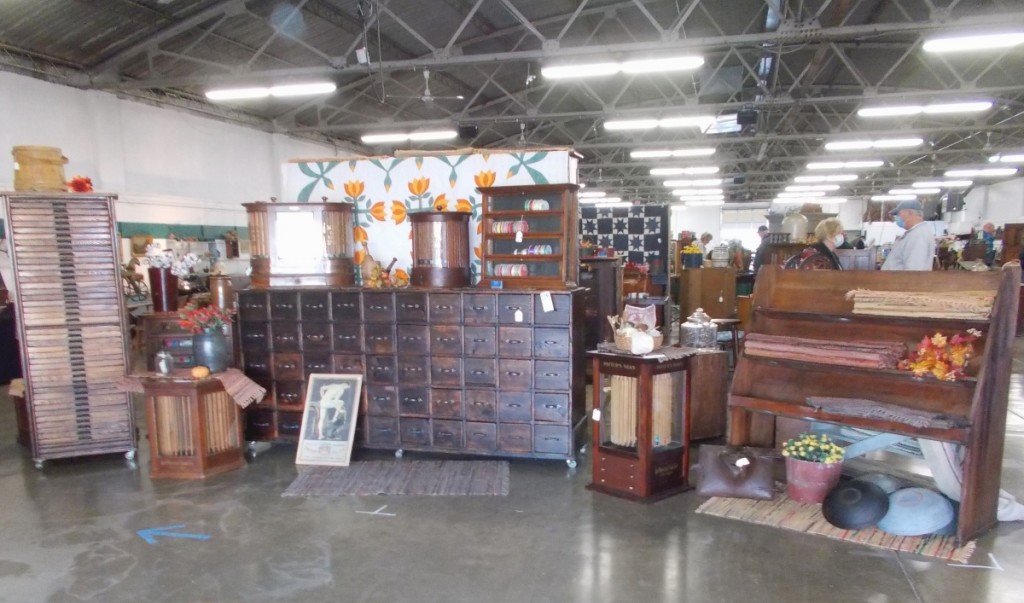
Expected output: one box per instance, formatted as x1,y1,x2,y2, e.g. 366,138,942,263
139,312,239,372
678,267,736,320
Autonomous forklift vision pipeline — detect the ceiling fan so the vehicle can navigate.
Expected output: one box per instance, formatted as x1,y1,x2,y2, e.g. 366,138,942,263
390,70,464,104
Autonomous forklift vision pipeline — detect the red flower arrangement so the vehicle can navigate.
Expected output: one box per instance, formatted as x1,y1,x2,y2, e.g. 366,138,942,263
178,303,235,334
897,329,981,381
67,175,93,192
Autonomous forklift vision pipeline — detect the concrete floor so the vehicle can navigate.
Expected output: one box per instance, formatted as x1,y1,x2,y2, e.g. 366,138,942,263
2,355,1024,603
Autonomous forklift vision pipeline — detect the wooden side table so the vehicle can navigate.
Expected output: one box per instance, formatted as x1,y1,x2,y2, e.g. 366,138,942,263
139,375,245,479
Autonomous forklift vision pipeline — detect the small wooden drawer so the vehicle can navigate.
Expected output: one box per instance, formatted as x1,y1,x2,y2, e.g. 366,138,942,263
366,385,399,416
395,292,428,323
464,358,496,386
397,324,430,354
398,385,430,416
270,321,300,352
428,293,462,323
430,388,464,419
465,421,497,452
534,424,570,455
302,352,332,377
366,416,399,447
363,292,395,322
397,355,430,384
300,291,330,321
366,355,396,384
463,293,496,324
277,411,303,439
463,326,496,357
269,292,299,321
275,381,305,409
332,323,362,353
238,291,269,322
595,452,640,493
533,328,570,359
332,353,364,374
498,359,532,390
534,360,570,391
498,326,533,358
301,322,332,351
430,356,463,387
465,389,497,422
400,417,431,446
534,293,573,325
499,423,532,453
240,322,269,351
245,408,275,441
272,353,303,380
534,392,570,423
430,325,462,355
498,391,532,423
498,294,533,324
432,419,464,450
242,352,271,379
331,292,362,320
364,326,395,355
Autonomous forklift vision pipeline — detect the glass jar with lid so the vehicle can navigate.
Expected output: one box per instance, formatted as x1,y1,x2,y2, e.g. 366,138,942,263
679,307,718,349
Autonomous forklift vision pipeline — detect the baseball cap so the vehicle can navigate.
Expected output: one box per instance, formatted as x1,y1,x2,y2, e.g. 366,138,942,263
757,225,768,232
889,199,923,216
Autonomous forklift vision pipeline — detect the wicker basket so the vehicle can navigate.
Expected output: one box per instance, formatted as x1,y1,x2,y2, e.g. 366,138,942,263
614,331,664,352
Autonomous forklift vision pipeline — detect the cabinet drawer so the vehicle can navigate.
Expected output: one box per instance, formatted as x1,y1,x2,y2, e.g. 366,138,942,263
332,354,364,374
270,321,300,352
332,323,362,353
269,292,299,321
428,293,462,323
395,292,428,323
366,385,399,416
272,353,303,380
463,326,496,357
430,325,462,355
303,353,333,378
498,359,532,390
275,381,305,409
430,356,462,387
535,360,570,391
430,388,463,419
241,322,269,351
400,418,431,446
301,322,332,351
331,292,362,320
465,421,497,452
244,408,275,441
498,294,533,324
398,386,430,416
463,293,496,324
534,293,573,325
242,352,271,379
498,391,532,423
499,423,532,453
364,325,395,354
432,419,464,450
366,416,399,447
238,291,269,322
534,424,570,455
300,291,330,321
277,411,303,439
534,393,570,423
465,389,496,422
366,355,396,384
364,292,395,322
464,358,496,386
397,324,430,354
595,452,640,493
534,328,570,359
498,326,533,358
397,355,430,384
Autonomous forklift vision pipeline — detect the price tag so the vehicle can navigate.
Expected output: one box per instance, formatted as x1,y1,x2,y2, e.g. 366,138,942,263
514,309,524,323
591,408,601,421
539,291,554,313
515,231,524,243
735,457,750,468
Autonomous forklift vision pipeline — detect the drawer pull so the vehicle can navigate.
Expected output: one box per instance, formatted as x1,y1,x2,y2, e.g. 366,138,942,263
440,368,456,374
404,397,424,403
472,432,488,438
373,396,390,403
437,337,456,343
544,372,560,377
253,421,271,428
403,367,423,372
505,306,521,311
374,427,393,433
249,363,267,369
338,335,356,340
276,335,296,341
370,335,389,341
544,403,560,409
544,340,558,345
506,371,521,377
338,365,359,371
335,303,356,309
273,304,295,310
472,401,486,406
471,306,488,311
400,336,422,342
510,435,525,440
246,333,265,339
543,436,559,441
304,304,324,310
472,338,487,343
507,403,522,408
504,339,523,345
401,304,422,310
435,305,452,310
305,334,325,342
471,370,486,375
369,305,389,311
307,364,327,370
409,428,424,435
281,394,298,401
278,363,297,370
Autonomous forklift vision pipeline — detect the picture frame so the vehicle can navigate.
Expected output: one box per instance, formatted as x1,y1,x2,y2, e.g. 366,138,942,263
295,373,363,467
130,234,154,258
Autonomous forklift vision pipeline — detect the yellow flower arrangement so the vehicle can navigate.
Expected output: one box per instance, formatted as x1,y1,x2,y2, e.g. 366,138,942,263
898,329,981,381
781,433,844,464
682,243,702,254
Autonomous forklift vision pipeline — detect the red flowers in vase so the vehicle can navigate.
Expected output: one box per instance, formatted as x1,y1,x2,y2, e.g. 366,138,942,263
178,303,235,334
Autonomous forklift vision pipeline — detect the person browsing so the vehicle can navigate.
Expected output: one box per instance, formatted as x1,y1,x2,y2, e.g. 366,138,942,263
881,200,935,271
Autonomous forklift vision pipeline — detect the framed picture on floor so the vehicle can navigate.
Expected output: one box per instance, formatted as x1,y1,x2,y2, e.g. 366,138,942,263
295,373,363,467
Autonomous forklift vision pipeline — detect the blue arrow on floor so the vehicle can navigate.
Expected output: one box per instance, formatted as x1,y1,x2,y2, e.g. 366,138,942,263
137,524,211,545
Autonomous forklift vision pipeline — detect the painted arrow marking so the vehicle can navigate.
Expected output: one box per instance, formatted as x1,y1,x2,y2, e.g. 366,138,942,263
356,505,396,517
137,524,211,545
948,553,1003,571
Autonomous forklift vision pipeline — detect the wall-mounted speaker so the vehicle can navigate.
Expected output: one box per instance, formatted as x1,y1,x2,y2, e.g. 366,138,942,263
457,124,479,140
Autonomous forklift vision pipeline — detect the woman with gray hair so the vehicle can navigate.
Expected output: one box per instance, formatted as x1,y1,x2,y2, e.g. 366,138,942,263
784,217,845,269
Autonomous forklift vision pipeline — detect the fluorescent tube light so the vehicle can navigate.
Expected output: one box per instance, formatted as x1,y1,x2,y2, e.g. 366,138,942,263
912,180,973,188
609,117,714,131
686,199,725,207
774,197,847,205
889,188,940,195
824,140,873,151
679,166,719,175
858,106,923,118
824,138,922,151
664,178,724,188
361,130,457,143
651,168,685,176
632,150,674,159
270,82,337,97
605,119,660,131
542,62,619,79
206,87,270,100
990,153,1024,163
858,101,992,118
785,184,841,192
945,167,1018,178
794,174,858,183
595,201,630,208
923,32,1024,54
806,160,884,170
659,115,716,128
579,191,607,198
775,191,832,198
581,196,622,204
631,148,716,159
621,56,705,73
361,133,410,144
871,194,918,202
408,130,457,141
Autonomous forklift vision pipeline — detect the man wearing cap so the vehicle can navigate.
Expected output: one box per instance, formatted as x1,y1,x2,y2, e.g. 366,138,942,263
881,199,935,271
752,225,770,274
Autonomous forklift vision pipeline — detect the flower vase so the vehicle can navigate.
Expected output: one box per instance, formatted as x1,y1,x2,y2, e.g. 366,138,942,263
192,328,228,373
785,457,843,504
148,267,179,313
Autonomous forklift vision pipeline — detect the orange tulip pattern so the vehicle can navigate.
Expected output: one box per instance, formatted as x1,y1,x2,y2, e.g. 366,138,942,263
456,198,472,213
433,193,449,211
355,249,366,265
391,201,407,224
353,225,368,243
370,201,387,222
474,170,496,188
474,246,481,259
408,177,430,196
344,180,364,198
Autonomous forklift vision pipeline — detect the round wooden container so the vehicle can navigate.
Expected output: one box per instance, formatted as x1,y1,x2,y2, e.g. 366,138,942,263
410,211,471,288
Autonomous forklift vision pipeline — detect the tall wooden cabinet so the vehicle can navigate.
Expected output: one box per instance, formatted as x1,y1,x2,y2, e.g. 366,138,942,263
1,192,136,466
678,267,737,319
579,257,622,349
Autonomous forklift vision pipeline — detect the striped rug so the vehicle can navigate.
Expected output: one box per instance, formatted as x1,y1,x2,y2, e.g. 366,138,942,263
696,494,976,563
282,460,510,497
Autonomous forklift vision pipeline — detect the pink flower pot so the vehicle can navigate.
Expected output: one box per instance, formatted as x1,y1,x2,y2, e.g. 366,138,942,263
785,457,843,504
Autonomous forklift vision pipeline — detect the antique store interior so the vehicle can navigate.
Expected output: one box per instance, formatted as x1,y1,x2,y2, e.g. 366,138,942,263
2,1,1024,602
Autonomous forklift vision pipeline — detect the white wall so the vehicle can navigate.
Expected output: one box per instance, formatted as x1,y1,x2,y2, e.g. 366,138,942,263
0,71,344,228
959,177,1024,232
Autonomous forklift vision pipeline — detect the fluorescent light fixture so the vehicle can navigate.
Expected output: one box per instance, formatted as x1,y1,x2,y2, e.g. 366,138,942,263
774,197,847,205
605,119,660,131
580,196,622,204
704,114,741,135
806,160,884,170
944,167,1019,178
824,140,872,151
408,130,458,141
651,168,685,176
631,148,716,159
989,153,1024,163
858,105,923,118
871,194,918,202
206,87,271,100
579,191,607,198
680,166,719,175
361,133,410,144
794,174,858,183
632,150,673,159
824,138,923,151
270,82,337,97
889,188,940,195
775,191,833,198
858,101,992,118
674,188,723,196
664,178,724,188
544,55,703,79
785,184,841,192
686,199,725,207
659,115,716,128
595,201,630,208
923,32,1024,54
361,130,457,144
912,180,973,188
